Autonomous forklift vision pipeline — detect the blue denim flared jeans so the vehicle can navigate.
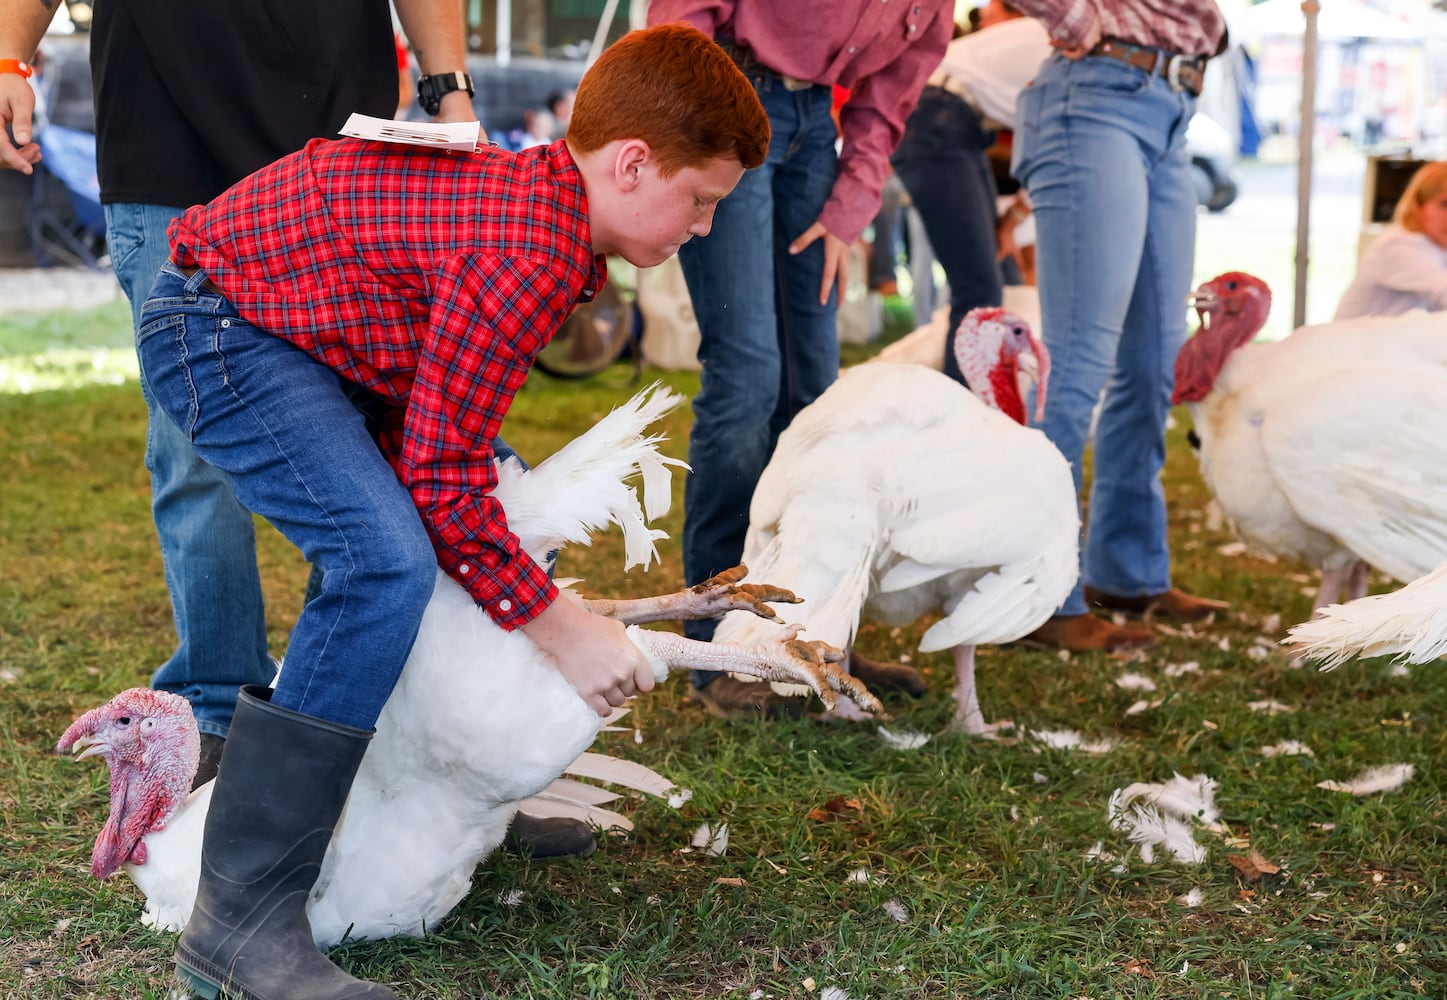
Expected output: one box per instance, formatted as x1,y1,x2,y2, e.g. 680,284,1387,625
676,75,840,684
136,265,436,729
1012,54,1198,616
106,203,278,737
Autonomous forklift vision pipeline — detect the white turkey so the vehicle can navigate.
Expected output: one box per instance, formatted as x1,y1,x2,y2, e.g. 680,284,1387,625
713,307,1079,733
57,384,881,949
1173,271,1447,612
1284,560,1447,668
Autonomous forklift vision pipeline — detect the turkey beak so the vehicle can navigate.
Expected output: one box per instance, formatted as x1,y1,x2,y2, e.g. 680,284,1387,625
1024,331,1050,423
1187,285,1216,327
68,735,108,761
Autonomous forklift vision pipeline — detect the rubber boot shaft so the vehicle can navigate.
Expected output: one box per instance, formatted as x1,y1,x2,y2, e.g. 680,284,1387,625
175,686,395,999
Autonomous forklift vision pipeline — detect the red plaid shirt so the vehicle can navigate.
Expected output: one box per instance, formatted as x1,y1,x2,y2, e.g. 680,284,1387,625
170,137,607,629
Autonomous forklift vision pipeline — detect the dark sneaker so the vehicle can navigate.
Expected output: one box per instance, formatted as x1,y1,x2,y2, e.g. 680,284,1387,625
847,651,928,697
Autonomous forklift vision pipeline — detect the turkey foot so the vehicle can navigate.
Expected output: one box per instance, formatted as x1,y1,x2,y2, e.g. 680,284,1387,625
627,624,885,716
584,564,802,625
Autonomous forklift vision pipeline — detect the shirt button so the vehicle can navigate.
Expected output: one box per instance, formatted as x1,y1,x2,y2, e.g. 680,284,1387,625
498,599,512,612
459,564,471,575
848,46,856,53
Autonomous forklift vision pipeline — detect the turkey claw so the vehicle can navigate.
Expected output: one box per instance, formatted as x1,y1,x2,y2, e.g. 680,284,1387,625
692,564,804,622
770,630,886,717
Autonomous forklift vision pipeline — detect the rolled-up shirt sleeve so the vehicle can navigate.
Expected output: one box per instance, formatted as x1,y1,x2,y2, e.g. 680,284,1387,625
826,6,952,243
398,252,569,628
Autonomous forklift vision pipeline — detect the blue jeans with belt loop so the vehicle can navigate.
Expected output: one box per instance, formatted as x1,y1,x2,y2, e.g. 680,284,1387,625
1011,53,1197,616
136,264,436,730
675,73,840,685
106,203,278,738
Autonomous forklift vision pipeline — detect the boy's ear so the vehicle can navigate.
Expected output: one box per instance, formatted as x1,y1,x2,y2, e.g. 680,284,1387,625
614,138,652,192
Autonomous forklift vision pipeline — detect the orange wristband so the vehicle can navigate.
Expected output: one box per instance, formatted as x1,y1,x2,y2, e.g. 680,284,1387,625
0,59,34,78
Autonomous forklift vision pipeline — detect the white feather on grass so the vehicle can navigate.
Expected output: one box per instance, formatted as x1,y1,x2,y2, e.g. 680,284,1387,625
1028,728,1119,755
1317,764,1415,795
1107,774,1221,867
1260,740,1315,758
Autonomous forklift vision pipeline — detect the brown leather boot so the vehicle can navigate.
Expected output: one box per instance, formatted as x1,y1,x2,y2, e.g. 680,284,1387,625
847,651,928,698
1084,586,1230,622
1023,613,1155,652
691,674,804,720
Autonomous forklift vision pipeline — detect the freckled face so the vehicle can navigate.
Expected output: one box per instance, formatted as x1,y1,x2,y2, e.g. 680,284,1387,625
616,156,745,268
1417,190,1447,249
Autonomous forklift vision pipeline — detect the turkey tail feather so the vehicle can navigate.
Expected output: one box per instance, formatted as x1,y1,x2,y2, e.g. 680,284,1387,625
1285,562,1447,668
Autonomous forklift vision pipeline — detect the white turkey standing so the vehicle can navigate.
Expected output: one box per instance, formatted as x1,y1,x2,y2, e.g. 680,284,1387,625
1174,271,1447,613
714,307,1079,732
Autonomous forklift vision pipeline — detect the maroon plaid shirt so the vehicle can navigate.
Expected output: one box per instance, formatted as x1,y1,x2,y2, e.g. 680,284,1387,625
170,137,607,629
1013,0,1225,58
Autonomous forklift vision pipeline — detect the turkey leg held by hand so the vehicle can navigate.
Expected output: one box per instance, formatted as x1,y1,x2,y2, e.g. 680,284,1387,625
626,624,885,716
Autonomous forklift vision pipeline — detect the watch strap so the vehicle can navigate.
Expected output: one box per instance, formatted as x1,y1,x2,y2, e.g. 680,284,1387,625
417,70,475,116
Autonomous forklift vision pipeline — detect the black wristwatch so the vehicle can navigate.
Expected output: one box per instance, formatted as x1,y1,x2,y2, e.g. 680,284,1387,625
417,71,475,116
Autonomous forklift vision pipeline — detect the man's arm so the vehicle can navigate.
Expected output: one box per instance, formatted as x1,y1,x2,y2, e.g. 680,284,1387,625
393,0,483,129
0,0,59,172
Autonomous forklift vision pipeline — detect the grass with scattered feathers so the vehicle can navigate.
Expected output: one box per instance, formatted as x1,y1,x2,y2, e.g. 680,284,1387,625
1,298,1443,999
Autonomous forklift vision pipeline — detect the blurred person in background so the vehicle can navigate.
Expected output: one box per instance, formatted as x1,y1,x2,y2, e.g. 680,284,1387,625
1335,160,1447,319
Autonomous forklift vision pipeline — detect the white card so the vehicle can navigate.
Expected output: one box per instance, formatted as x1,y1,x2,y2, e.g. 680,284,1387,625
339,112,481,152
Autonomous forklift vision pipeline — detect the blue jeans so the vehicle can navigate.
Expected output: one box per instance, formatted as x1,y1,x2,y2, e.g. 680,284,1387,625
892,86,1005,382
676,75,840,683
1012,54,1197,616
136,265,436,730
105,203,277,738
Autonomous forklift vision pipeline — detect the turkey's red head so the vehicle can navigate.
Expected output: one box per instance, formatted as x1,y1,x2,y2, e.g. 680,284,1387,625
1172,271,1272,404
953,307,1051,425
57,688,199,879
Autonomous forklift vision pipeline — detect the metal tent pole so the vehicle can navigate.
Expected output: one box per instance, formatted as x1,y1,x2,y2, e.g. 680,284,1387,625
1293,0,1320,329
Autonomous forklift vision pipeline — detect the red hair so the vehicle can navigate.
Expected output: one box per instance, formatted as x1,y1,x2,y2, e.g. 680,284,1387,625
568,23,769,178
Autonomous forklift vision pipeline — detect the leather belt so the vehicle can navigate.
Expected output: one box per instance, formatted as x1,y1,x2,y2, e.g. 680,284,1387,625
718,39,815,92
1088,37,1206,97
172,260,224,296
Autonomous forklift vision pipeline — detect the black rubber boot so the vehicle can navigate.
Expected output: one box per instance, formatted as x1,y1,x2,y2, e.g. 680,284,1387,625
174,686,396,999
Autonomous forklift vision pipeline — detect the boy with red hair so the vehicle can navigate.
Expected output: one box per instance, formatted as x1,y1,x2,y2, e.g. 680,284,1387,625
135,24,768,1000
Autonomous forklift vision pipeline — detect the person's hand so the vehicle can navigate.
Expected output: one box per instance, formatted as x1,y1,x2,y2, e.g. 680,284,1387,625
0,73,41,174
520,591,657,717
1053,13,1102,60
789,219,849,306
434,89,488,143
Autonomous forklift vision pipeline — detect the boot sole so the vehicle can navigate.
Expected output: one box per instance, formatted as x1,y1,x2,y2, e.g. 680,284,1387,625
175,966,224,999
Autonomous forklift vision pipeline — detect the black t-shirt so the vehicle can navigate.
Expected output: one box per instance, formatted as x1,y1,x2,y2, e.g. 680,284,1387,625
91,0,399,208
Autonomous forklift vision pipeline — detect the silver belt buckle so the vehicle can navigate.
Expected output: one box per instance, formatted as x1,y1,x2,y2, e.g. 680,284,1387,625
1166,54,1189,93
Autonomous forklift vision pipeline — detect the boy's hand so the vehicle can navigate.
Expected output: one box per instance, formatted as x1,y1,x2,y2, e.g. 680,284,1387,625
0,73,41,174
788,220,849,306
520,592,657,717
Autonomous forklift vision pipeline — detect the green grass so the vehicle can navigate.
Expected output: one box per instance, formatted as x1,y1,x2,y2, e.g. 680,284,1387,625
1,301,1444,999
